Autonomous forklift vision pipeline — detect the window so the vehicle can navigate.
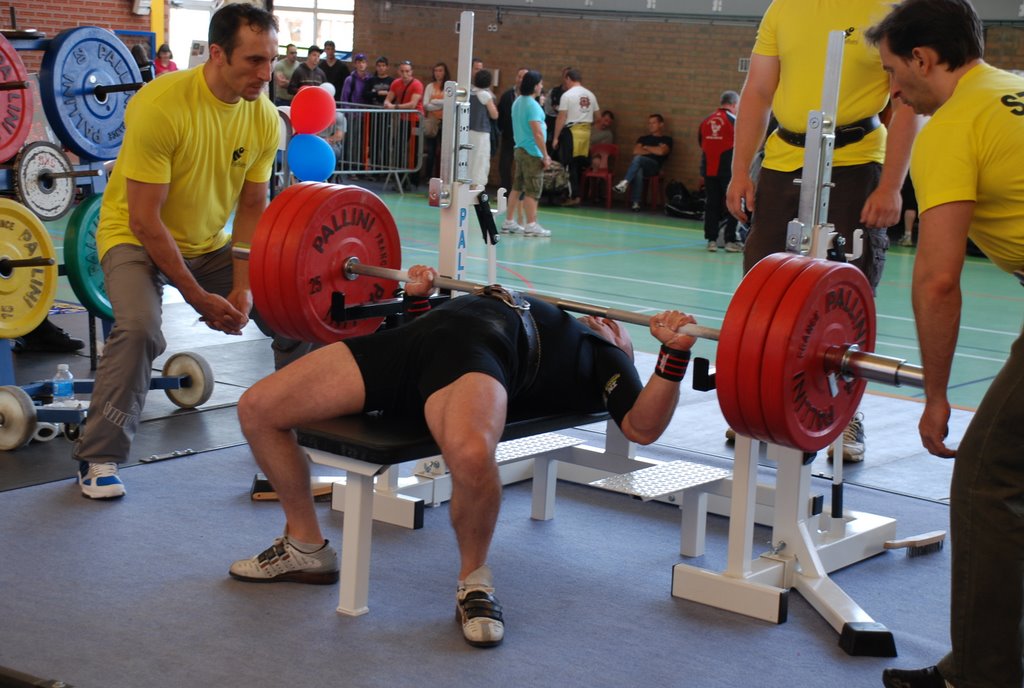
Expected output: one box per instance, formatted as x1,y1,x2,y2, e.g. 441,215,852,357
275,0,355,54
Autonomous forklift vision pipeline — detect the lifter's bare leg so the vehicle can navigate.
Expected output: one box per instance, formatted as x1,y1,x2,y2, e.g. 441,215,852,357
237,342,366,545
424,372,507,579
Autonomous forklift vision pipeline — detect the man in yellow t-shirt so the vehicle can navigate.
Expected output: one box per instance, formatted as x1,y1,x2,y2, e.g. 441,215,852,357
725,0,922,462
73,4,310,501
867,2,1024,687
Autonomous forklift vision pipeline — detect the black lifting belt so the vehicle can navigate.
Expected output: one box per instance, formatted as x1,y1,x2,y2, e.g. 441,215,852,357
775,114,881,149
472,284,540,394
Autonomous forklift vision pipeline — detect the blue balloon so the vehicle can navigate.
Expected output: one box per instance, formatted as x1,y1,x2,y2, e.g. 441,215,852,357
287,134,336,182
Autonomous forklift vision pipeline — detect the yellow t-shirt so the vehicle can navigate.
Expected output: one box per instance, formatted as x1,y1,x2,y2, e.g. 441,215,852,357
754,0,893,172
912,63,1024,274
98,66,280,259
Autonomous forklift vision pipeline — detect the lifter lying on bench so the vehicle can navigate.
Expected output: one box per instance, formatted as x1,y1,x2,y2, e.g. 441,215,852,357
230,264,698,648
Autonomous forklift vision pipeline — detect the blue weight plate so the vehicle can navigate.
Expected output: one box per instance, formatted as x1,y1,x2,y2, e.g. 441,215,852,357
39,26,143,162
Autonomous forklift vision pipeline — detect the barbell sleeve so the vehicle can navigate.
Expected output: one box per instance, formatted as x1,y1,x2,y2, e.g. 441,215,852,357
91,82,144,97
0,257,56,269
40,169,104,181
0,80,29,92
824,345,924,389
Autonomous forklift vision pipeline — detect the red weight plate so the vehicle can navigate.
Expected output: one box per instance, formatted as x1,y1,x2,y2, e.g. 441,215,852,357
759,260,876,451
734,256,818,444
250,182,327,339
0,34,33,164
284,186,401,343
270,183,344,338
263,183,338,339
716,253,802,440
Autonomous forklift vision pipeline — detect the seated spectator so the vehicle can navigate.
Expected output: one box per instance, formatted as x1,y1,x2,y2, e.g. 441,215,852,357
590,109,615,147
154,43,177,77
131,44,154,83
613,114,673,212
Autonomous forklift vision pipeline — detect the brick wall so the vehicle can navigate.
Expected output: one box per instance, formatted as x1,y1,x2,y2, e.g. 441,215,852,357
5,4,156,72
355,0,1024,191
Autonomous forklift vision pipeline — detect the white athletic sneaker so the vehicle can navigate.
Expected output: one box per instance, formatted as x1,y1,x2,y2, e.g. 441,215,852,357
707,241,718,252
501,220,524,234
456,565,504,648
524,222,551,237
613,180,628,194
827,412,866,463
229,536,339,585
724,241,744,253
77,461,125,499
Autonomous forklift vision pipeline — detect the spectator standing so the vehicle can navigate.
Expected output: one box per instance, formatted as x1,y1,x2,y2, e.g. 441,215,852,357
502,70,552,237
497,67,528,195
699,90,741,252
468,69,499,188
613,114,673,212
365,57,394,107
340,53,370,104
422,62,449,182
551,68,599,206
288,45,326,96
272,43,298,105
384,61,424,179
318,40,349,103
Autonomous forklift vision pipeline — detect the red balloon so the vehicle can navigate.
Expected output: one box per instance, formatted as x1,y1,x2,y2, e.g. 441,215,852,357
290,85,336,134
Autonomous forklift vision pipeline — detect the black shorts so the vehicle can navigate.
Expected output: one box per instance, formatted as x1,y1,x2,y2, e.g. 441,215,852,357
344,296,526,416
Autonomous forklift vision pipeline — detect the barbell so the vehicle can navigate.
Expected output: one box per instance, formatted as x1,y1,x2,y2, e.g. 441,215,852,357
235,181,925,452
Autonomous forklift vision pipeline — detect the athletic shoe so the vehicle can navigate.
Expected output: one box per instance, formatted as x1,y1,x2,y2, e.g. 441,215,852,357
456,565,504,648
229,536,339,585
501,220,524,234
827,412,865,463
78,461,125,499
899,235,915,248
881,666,948,688
613,180,628,194
724,241,744,253
524,222,551,237
725,427,736,442
707,241,718,252
631,202,642,212
20,319,84,353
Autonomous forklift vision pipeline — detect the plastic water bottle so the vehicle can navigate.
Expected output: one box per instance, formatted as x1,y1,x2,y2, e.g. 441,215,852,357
52,364,75,406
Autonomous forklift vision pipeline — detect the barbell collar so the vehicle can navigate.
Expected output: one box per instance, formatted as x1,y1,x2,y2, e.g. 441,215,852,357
91,82,144,97
342,257,720,341
824,344,924,389
0,80,29,92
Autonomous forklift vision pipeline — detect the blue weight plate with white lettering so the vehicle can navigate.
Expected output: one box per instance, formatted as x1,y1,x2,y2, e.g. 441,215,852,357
39,26,143,161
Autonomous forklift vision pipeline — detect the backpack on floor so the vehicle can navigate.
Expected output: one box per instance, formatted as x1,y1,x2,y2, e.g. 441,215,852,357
664,179,705,220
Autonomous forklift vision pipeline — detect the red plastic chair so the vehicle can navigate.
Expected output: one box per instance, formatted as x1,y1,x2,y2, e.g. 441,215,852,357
644,173,665,209
581,143,619,209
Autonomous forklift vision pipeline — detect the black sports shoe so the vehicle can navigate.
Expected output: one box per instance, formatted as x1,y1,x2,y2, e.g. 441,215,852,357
882,666,948,688
19,319,85,353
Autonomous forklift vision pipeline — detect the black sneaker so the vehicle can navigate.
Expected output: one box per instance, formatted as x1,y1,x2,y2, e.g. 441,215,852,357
19,319,85,353
881,666,948,688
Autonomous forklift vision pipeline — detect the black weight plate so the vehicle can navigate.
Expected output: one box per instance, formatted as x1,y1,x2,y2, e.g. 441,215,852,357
39,26,143,161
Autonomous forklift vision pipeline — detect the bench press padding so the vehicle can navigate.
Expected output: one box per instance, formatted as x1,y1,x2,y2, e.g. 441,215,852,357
296,411,611,465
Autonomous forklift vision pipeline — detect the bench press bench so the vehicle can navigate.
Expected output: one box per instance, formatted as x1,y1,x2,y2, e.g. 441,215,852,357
296,411,735,617
296,411,609,616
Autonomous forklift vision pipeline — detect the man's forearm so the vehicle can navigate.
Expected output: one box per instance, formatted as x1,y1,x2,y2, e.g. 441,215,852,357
877,102,921,194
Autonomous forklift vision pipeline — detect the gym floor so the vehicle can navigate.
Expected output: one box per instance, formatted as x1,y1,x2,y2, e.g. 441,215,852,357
18,181,1023,503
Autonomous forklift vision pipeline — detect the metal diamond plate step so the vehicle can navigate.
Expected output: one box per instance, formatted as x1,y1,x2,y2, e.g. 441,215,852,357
591,460,732,501
495,433,583,464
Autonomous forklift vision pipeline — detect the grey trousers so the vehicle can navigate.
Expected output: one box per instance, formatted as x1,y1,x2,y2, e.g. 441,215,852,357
938,323,1024,688
72,243,312,464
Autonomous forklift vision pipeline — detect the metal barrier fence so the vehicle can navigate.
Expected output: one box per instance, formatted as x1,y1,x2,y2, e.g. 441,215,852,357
272,105,423,197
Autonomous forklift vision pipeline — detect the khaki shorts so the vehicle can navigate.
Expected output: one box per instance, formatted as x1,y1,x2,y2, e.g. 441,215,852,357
514,147,545,199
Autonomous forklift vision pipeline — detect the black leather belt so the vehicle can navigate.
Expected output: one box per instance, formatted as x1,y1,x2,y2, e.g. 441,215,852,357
472,285,541,394
776,114,881,149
